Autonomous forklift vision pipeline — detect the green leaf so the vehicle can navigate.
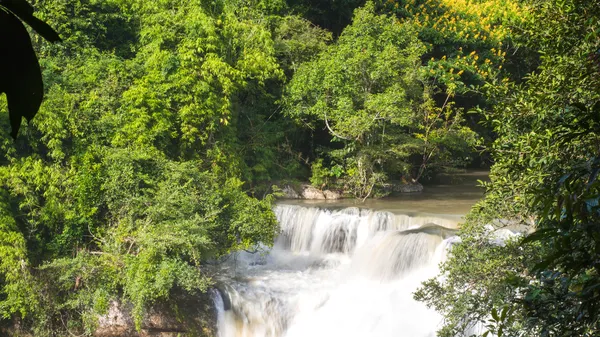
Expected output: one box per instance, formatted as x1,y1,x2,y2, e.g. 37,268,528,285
492,307,499,321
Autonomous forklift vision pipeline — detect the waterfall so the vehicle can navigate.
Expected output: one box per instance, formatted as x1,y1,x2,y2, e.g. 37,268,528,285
349,230,444,280
274,204,459,255
215,204,461,337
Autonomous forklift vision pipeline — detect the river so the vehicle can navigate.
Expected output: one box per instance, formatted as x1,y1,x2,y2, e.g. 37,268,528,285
213,172,487,337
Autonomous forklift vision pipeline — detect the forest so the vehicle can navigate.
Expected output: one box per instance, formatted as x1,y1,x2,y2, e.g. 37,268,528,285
0,0,598,336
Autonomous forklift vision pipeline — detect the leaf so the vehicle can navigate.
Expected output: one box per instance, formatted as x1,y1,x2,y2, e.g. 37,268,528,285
501,305,508,321
0,8,44,138
521,228,559,244
532,252,563,272
492,307,499,321
0,0,61,42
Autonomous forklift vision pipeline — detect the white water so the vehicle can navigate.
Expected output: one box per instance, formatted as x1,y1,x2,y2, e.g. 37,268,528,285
214,204,461,337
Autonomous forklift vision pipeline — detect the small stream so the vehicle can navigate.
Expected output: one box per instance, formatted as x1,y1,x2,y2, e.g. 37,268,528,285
213,172,486,337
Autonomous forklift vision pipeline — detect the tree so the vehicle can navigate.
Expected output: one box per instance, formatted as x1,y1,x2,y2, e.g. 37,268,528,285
376,0,533,169
287,0,366,37
415,1,600,336
0,0,282,334
285,2,478,197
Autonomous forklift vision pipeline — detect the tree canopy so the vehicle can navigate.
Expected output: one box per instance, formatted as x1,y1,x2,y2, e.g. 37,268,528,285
2,0,597,335
415,1,600,336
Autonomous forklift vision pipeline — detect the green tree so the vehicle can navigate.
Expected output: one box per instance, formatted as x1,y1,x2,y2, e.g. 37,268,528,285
415,1,600,336
0,0,283,334
376,0,533,169
287,0,366,36
285,2,478,197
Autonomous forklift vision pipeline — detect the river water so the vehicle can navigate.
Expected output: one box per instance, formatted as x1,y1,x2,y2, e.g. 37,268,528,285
213,172,487,337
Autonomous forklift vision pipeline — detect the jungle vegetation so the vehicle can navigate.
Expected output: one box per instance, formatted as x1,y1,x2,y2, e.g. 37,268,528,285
0,0,598,335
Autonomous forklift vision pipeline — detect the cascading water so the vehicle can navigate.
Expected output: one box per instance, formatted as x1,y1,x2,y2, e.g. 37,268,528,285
214,204,461,337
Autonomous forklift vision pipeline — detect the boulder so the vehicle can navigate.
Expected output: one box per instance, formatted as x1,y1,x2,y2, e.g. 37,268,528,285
384,181,424,194
95,291,217,337
396,183,423,193
300,185,326,199
323,189,341,200
273,182,343,200
280,185,300,199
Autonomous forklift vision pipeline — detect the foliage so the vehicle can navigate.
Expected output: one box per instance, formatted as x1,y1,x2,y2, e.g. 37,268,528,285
415,0,600,336
287,0,366,36
376,0,534,169
378,0,527,86
3,0,585,335
0,0,283,334
285,2,479,196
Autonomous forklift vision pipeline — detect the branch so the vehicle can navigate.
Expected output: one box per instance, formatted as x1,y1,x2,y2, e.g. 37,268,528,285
323,110,352,140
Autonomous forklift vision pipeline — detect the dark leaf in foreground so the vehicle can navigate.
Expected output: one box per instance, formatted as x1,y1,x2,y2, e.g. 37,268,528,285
0,1,60,138
1,0,61,42
0,8,43,138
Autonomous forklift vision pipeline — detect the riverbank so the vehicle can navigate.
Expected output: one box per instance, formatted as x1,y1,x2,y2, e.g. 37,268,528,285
278,171,488,216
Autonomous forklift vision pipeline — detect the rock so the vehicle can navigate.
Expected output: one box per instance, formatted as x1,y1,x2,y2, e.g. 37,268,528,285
384,181,424,194
1,317,32,337
95,291,217,337
96,301,135,336
396,183,423,193
281,185,300,199
273,183,341,200
300,185,326,199
323,190,341,200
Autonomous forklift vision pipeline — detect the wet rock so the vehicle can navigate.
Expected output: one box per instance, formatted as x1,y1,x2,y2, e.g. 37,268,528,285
398,183,423,193
95,291,217,337
384,181,424,193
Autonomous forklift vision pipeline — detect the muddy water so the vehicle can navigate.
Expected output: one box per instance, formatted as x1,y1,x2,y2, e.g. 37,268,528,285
283,171,488,217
